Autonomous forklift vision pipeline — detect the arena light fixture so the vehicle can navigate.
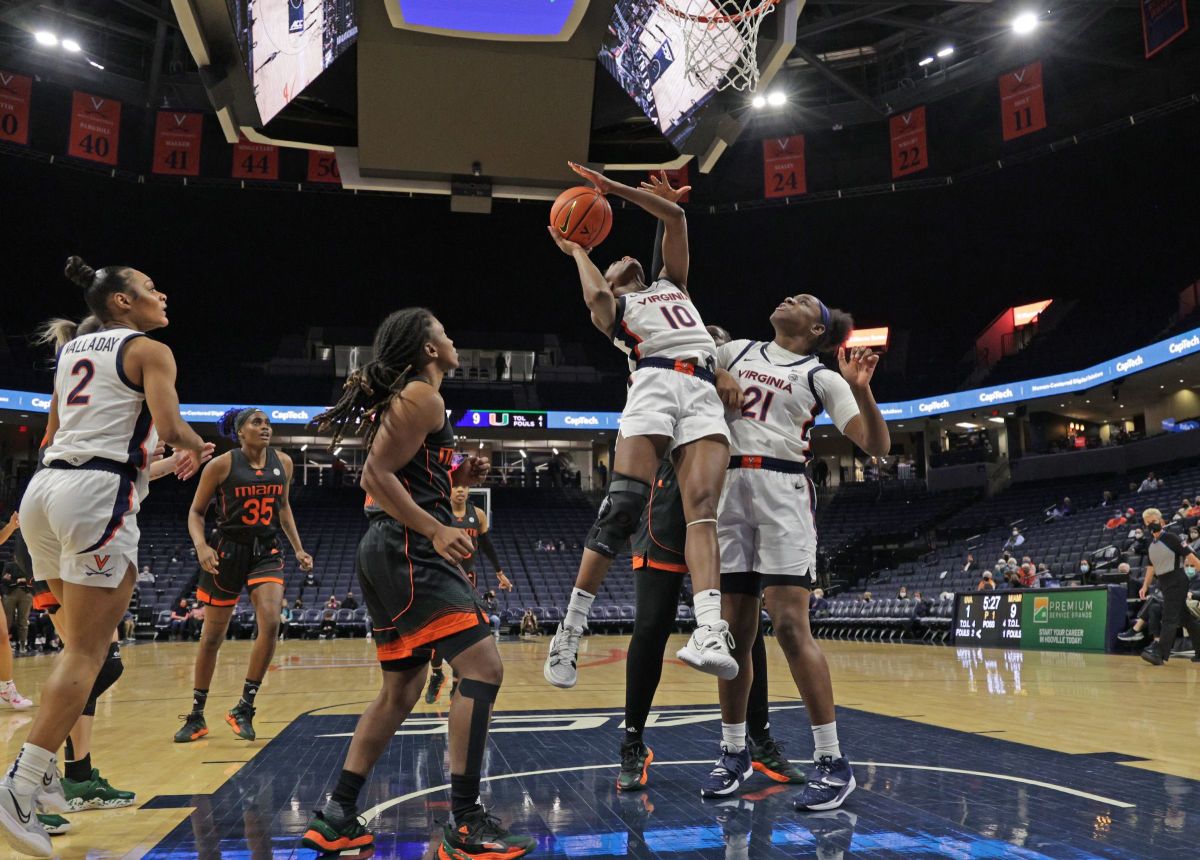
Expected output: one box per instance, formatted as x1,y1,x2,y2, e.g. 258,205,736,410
955,422,979,429
1012,12,1039,34
300,444,308,452
519,449,528,459
751,94,767,108
87,59,104,70
552,447,559,455
333,446,343,456
988,417,1005,424
34,30,58,46
918,56,934,67
62,38,81,53
937,46,954,58
766,91,787,107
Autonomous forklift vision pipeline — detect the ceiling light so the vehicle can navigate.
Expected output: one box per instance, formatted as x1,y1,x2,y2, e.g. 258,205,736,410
988,417,1005,424
1119,405,1124,409
478,440,484,449
34,31,57,46
751,95,767,108
956,422,979,429
937,46,954,58
519,449,528,459
62,38,81,53
552,447,559,455
300,443,308,452
766,91,787,107
1012,12,1038,34
333,446,343,456
918,56,934,67
87,59,105,70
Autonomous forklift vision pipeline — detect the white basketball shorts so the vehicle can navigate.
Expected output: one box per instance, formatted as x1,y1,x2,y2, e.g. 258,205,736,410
718,466,818,585
619,366,729,449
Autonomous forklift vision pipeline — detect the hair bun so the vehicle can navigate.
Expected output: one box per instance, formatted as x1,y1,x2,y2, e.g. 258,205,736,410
64,256,96,289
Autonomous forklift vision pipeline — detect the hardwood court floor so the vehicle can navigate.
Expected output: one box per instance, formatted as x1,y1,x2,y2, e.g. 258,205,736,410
2,635,1198,858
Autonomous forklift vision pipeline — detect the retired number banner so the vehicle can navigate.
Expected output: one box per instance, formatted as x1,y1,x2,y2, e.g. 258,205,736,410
763,135,806,199
998,61,1047,142
67,91,121,165
307,150,341,184
1141,0,1189,58
0,70,32,145
232,136,279,180
889,106,928,178
152,111,203,176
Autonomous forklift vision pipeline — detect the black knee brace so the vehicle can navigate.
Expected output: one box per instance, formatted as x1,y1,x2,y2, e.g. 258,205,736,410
584,473,651,558
457,678,500,775
82,643,124,717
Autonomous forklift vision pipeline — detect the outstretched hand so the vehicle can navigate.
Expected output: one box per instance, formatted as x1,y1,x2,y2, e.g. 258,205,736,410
547,225,586,257
838,346,879,390
639,169,691,203
568,161,614,194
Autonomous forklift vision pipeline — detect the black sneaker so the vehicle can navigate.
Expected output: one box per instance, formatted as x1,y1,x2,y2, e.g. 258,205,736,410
425,668,446,704
748,735,805,784
617,740,653,792
302,810,374,854
174,712,209,743
1141,647,1164,666
226,702,256,740
439,808,535,860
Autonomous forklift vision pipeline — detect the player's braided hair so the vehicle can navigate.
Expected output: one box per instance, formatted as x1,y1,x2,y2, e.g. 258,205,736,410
37,256,139,349
314,308,437,450
218,407,263,441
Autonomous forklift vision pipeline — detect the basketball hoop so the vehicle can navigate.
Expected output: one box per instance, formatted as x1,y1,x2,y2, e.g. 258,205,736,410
659,0,779,93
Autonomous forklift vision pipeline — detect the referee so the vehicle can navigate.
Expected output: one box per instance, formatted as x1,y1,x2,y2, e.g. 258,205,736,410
1139,508,1200,666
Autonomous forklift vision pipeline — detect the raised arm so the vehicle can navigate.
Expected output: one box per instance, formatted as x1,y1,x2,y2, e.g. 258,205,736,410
837,347,891,458
276,452,314,571
572,162,689,287
547,226,618,335
360,386,474,565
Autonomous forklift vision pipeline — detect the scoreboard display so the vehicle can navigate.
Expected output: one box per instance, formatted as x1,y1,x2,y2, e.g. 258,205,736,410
955,592,1024,647
455,410,546,429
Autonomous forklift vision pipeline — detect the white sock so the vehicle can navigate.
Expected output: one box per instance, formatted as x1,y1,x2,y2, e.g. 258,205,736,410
812,722,841,761
563,588,595,630
694,589,722,628
721,721,747,754
7,743,55,794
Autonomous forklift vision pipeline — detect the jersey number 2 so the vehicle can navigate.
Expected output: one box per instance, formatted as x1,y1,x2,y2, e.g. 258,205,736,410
741,386,775,421
242,498,276,526
66,360,95,406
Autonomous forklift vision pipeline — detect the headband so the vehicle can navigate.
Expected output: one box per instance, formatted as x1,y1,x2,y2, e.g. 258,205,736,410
817,299,831,330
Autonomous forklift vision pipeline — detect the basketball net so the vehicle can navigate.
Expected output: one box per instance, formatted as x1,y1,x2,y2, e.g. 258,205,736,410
660,0,779,93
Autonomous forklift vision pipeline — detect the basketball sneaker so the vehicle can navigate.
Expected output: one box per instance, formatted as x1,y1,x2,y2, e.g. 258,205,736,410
1140,647,1165,666
61,768,136,810
425,668,446,704
794,756,856,811
36,814,70,836
36,767,69,814
0,682,32,711
438,808,535,860
0,776,51,857
301,810,374,853
676,621,738,680
543,622,583,688
617,740,653,792
700,747,753,798
226,703,256,740
748,735,805,784
174,712,209,743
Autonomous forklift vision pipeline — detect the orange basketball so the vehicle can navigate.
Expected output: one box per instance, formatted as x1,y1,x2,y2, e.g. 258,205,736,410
550,186,612,250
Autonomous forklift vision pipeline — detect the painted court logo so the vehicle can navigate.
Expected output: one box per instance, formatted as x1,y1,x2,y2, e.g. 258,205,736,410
1033,596,1049,623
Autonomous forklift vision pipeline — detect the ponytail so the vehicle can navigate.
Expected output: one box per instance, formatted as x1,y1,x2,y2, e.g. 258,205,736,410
38,256,137,351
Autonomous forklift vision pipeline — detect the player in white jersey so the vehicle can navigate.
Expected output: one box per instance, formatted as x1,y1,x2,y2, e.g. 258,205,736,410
545,165,735,686
0,256,207,856
702,294,890,810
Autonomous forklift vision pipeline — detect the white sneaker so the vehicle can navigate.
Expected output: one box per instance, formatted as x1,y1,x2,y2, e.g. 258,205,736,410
0,683,32,711
36,769,68,815
0,777,52,857
543,622,583,688
676,621,739,680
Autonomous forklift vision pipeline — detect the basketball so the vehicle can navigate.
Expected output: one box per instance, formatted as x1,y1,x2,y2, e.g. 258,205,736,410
550,186,612,250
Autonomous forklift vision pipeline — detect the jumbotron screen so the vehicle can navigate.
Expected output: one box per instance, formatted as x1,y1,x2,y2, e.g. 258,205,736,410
226,0,358,124
598,0,742,147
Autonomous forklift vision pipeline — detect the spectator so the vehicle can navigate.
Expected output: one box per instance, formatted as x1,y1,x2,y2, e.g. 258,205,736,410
186,602,205,640
1138,507,1200,665
1018,564,1037,588
1188,527,1200,552
861,591,873,603
320,605,337,639
1105,511,1128,530
325,595,340,611
912,591,930,612
1004,528,1025,550
1117,562,1133,582
1101,490,1116,507
1,560,33,653
168,599,190,640
481,590,501,637
977,571,996,591
341,591,359,610
596,460,609,489
279,603,293,640
896,585,909,600
1075,559,1092,582
962,554,977,574
1138,472,1157,493
137,565,156,584
298,571,320,600
810,588,829,614
519,608,540,638
1118,588,1164,644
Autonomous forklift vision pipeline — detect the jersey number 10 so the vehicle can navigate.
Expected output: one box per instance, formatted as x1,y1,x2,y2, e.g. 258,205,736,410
660,306,698,329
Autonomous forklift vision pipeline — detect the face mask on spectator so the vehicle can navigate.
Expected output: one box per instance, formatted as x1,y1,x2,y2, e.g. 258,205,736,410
1149,522,1163,534
1186,566,1197,578
1081,563,1090,572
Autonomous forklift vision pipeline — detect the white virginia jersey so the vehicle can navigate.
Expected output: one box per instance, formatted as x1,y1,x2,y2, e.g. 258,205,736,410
718,339,860,461
612,278,717,370
44,328,159,499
